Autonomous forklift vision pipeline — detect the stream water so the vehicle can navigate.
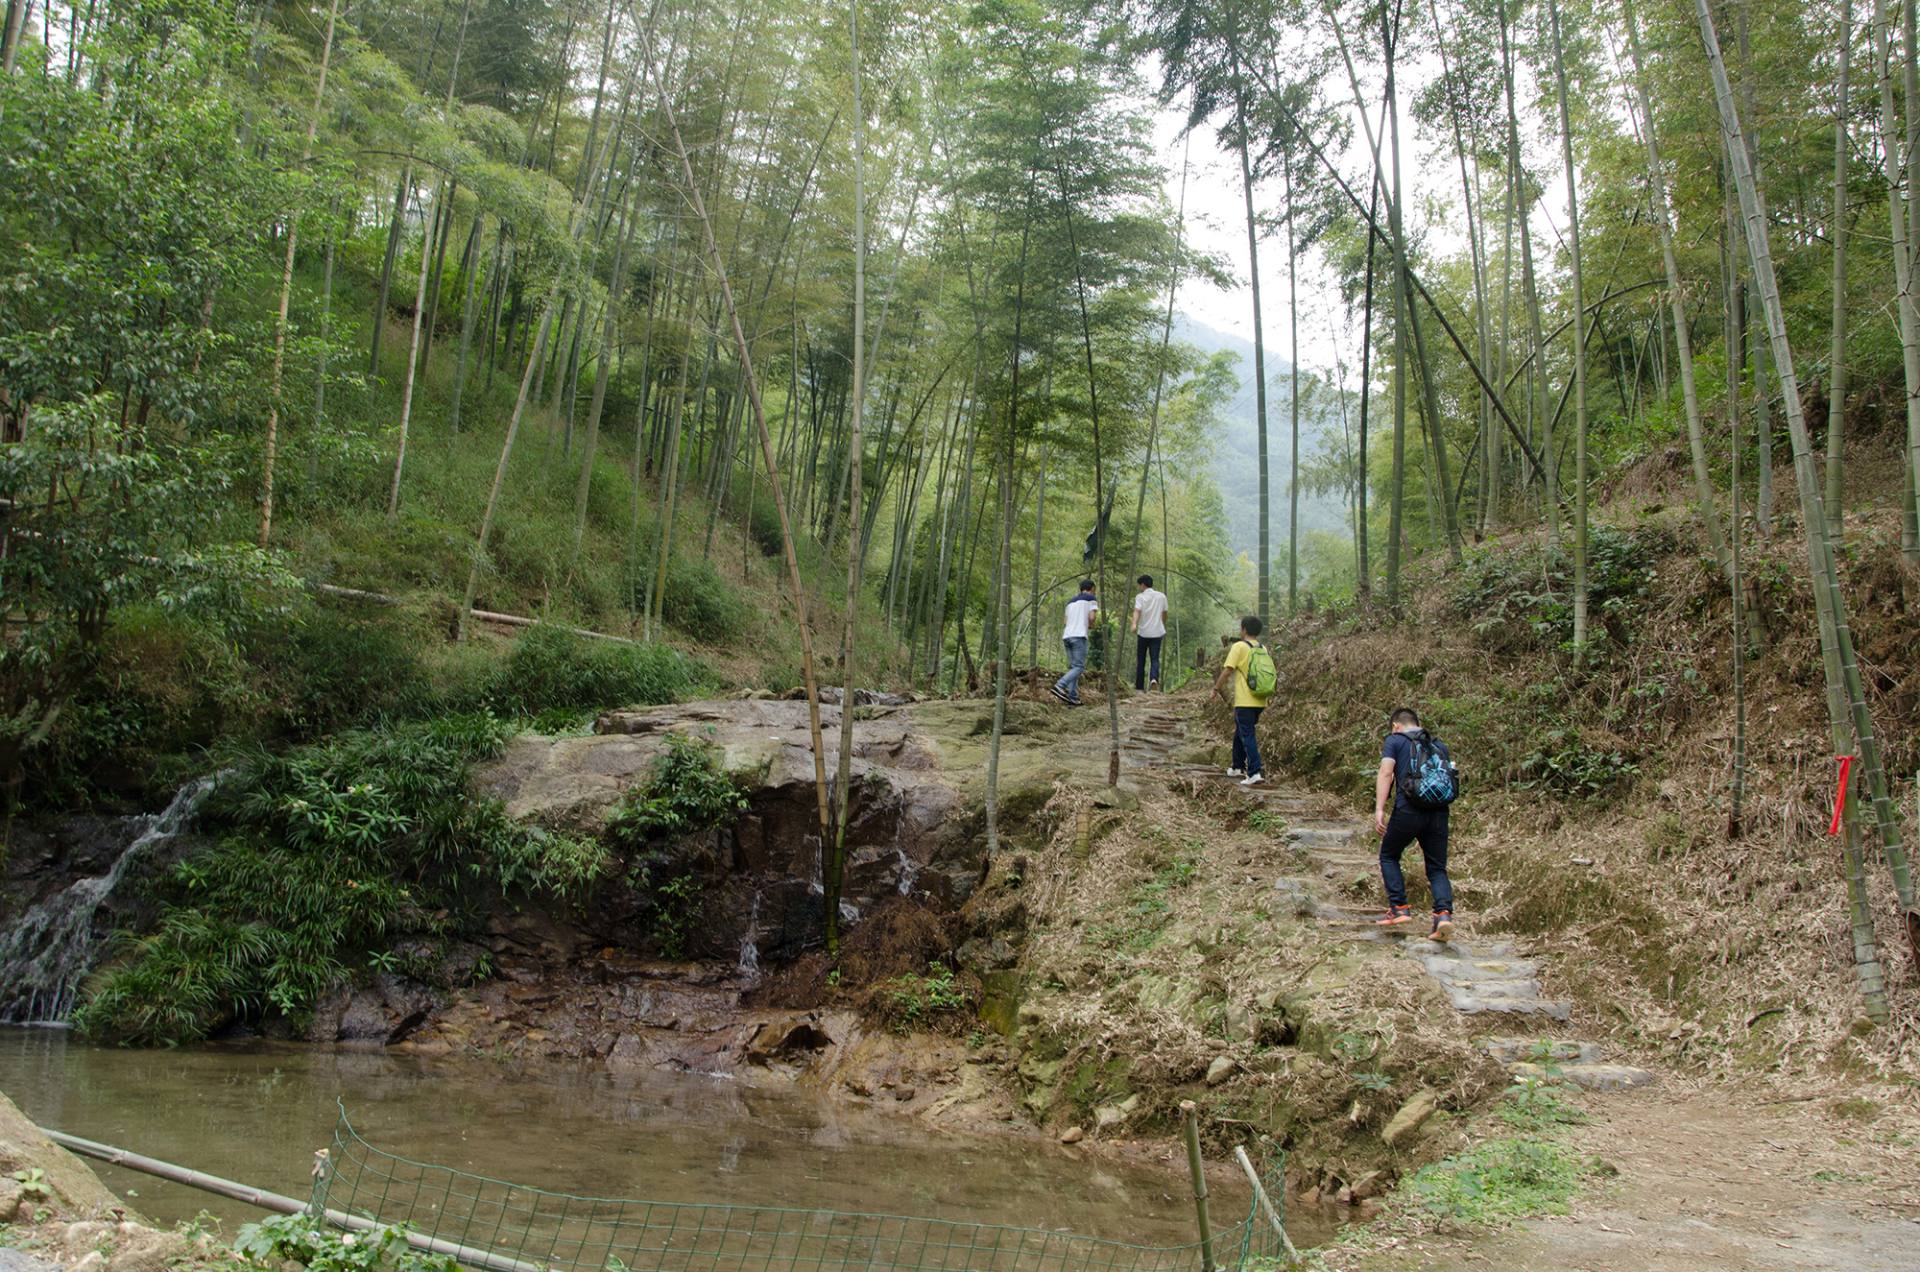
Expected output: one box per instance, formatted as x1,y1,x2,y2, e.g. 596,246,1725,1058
0,1028,1329,1252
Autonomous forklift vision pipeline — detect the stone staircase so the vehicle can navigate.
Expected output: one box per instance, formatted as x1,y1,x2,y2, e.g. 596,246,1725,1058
1118,697,1652,1092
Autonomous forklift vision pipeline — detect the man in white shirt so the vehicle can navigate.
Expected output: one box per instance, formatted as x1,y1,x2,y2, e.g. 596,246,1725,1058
1049,580,1099,706
1129,574,1169,691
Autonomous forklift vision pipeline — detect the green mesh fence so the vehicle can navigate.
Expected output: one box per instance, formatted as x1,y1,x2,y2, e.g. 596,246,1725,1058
311,1103,1299,1271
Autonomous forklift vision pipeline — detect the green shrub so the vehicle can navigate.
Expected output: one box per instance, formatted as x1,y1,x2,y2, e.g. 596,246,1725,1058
1517,723,1639,797
26,606,264,806
74,715,608,1046
880,961,969,1033
234,1214,456,1272
260,614,434,735
605,733,747,843
747,492,786,557
656,554,751,644
465,625,700,717
1448,524,1670,652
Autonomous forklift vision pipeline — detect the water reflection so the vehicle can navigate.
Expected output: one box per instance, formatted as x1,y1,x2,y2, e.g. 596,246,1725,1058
0,1028,1219,1247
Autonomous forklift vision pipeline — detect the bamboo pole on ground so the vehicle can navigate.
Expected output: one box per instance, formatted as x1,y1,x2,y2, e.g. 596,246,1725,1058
46,1130,539,1272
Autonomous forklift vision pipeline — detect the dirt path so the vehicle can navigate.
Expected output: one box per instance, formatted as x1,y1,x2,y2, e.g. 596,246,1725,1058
1104,690,1920,1269
1345,1086,1919,1270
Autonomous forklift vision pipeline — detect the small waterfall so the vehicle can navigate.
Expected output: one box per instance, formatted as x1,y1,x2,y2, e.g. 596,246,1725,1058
0,777,214,1024
894,848,920,896
736,890,763,978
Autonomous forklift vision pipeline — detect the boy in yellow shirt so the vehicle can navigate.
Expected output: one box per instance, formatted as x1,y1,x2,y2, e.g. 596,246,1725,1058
1211,616,1272,788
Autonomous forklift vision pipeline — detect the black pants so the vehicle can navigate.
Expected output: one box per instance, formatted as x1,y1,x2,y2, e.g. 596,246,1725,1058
1134,635,1163,689
1231,706,1263,776
1379,804,1454,912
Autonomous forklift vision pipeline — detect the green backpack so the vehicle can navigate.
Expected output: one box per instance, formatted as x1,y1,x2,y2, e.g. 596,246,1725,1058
1241,641,1277,700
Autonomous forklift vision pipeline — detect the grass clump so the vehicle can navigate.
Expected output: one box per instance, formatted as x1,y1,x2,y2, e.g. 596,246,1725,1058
74,715,607,1046
879,961,970,1033
1405,1137,1595,1224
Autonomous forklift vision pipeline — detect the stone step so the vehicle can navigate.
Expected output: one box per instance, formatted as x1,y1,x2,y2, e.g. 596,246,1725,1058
1420,953,1543,983
1480,1037,1603,1066
1507,1060,1655,1090
1440,984,1573,1019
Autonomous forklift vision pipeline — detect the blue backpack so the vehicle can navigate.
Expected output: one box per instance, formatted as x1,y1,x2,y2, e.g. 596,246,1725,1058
1397,730,1462,808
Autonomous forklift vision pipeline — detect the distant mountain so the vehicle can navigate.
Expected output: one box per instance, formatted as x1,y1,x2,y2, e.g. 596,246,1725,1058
1172,313,1349,563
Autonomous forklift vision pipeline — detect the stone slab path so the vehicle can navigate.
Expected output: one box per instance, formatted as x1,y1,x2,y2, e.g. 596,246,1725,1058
1116,695,1652,1092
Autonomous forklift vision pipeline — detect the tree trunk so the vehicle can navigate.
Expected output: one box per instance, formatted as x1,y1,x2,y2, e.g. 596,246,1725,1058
572,187,636,560
1827,0,1853,535
312,195,338,483
987,178,1035,856
450,211,485,437
1698,0,1917,976
460,310,553,638
1233,63,1271,625
1059,166,1122,787
371,168,410,378
1384,8,1410,608
1874,0,1920,562
1287,149,1300,614
1547,0,1589,655
1624,0,1735,582
637,11,833,873
257,0,341,547
828,8,869,956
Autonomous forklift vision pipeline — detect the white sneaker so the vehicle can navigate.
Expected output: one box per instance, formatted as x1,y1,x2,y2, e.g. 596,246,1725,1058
1149,679,1159,691
1238,773,1266,787
1225,767,1245,778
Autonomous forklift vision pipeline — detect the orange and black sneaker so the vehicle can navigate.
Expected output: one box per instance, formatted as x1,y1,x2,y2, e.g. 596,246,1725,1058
1374,905,1413,927
1431,910,1455,940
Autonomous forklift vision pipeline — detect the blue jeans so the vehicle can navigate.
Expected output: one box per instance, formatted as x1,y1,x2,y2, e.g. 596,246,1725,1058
1379,804,1454,912
1134,635,1163,689
1055,637,1089,700
1231,706,1263,776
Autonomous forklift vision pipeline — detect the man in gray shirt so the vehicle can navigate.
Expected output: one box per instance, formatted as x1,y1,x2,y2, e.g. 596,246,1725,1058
1129,575,1169,690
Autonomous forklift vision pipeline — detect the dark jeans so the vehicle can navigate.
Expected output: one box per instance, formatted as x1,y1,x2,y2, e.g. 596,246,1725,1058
1379,804,1454,912
1231,706,1263,776
1134,635,1163,689
1054,636,1089,701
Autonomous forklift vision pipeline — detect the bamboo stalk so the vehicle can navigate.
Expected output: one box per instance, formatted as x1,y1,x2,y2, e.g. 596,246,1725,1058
1180,1101,1215,1270
1233,1144,1299,1263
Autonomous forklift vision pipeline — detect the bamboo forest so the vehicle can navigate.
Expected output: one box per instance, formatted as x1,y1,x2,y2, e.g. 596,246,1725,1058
3,0,1920,1266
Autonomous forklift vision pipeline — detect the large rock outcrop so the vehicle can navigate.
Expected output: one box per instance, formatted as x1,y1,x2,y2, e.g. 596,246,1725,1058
475,699,977,965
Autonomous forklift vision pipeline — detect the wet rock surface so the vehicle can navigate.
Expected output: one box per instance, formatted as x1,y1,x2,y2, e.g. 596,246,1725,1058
478,700,975,967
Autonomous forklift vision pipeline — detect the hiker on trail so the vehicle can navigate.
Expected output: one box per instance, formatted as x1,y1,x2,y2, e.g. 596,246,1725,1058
1374,707,1462,940
1130,575,1169,691
1049,580,1099,707
1211,616,1274,788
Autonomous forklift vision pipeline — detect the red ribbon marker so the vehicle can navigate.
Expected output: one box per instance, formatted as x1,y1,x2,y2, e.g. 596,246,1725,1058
1829,755,1855,836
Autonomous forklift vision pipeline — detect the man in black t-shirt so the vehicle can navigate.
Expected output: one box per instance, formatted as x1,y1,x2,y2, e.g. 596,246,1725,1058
1372,707,1454,939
